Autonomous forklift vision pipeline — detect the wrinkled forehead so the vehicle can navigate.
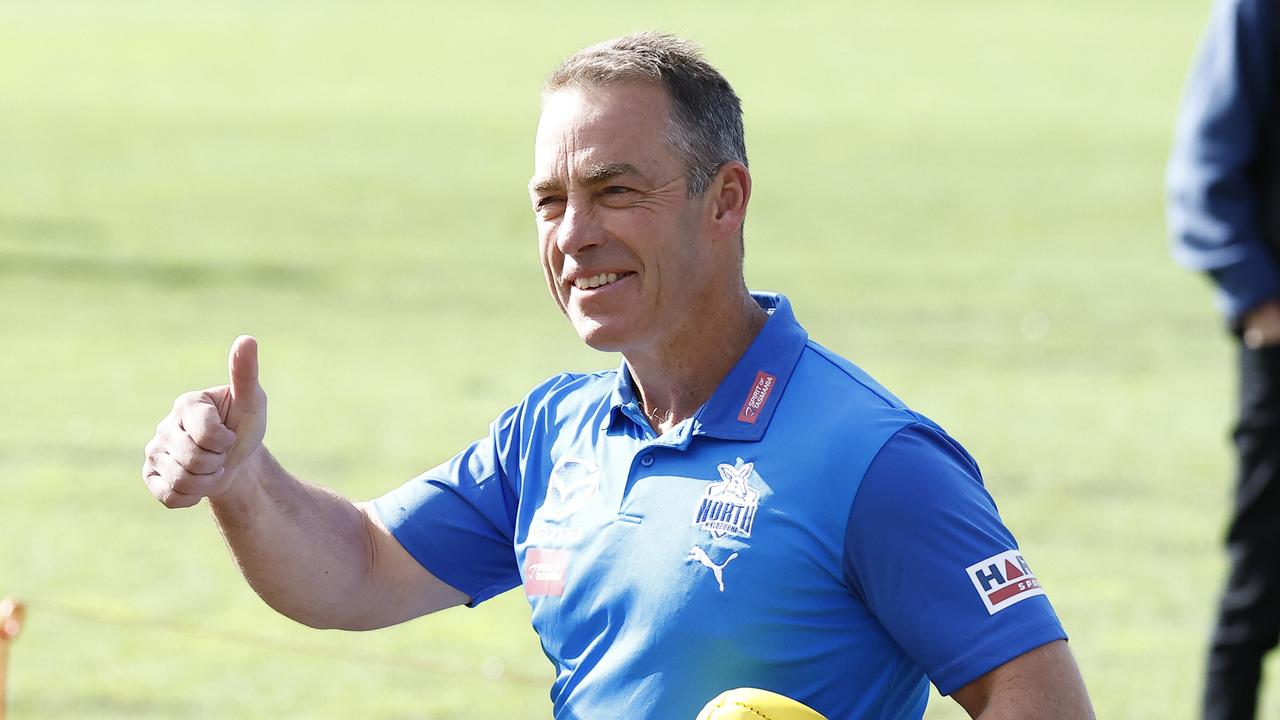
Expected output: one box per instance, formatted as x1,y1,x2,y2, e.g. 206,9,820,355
532,83,677,188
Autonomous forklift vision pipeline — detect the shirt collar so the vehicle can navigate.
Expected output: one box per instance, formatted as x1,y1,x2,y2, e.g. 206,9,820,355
601,292,809,442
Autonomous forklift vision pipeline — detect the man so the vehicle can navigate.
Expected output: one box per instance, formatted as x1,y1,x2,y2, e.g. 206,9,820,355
143,33,1093,719
1167,1,1280,718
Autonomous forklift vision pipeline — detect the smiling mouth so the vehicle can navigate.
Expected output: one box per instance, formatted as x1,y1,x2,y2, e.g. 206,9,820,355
573,272,628,290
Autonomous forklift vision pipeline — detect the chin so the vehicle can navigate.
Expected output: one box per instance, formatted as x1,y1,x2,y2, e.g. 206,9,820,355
569,314,634,353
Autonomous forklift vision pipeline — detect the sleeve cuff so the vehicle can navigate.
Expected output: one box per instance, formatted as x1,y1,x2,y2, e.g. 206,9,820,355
371,494,502,608
1210,258,1280,322
930,618,1068,696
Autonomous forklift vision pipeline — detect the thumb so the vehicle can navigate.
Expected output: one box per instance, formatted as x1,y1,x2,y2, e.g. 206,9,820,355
228,335,262,413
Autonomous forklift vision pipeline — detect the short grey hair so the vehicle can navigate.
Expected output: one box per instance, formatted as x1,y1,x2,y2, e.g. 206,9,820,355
544,32,747,197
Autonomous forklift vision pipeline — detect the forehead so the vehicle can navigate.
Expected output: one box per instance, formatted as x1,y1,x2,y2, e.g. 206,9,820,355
532,83,678,186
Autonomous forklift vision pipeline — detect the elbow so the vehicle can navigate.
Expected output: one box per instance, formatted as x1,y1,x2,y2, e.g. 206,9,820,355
253,587,376,632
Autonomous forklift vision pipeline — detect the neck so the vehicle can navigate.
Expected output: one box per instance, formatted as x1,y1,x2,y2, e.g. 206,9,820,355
624,289,768,435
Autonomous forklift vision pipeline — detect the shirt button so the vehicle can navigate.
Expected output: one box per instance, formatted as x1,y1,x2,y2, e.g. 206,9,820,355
639,454,655,467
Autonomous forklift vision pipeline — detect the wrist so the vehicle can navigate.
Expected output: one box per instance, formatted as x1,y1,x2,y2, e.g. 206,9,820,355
1241,300,1280,348
209,446,273,515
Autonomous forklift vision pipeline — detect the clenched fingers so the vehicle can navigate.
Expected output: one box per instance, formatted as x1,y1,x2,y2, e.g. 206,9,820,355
143,467,202,509
156,420,228,475
144,451,227,508
178,396,236,454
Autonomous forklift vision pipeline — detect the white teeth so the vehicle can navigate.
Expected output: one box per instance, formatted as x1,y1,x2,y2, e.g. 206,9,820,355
574,273,622,290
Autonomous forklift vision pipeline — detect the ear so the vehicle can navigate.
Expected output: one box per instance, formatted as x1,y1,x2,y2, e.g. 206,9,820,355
706,161,751,243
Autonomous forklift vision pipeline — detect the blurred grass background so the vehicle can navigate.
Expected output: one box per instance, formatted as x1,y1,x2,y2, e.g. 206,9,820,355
0,0,1246,717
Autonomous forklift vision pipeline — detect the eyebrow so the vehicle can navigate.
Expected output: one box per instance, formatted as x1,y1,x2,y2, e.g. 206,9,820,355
528,161,647,197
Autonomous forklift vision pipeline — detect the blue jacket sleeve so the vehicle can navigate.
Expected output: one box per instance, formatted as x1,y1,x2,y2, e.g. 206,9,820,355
371,403,524,607
843,423,1066,696
1166,0,1278,321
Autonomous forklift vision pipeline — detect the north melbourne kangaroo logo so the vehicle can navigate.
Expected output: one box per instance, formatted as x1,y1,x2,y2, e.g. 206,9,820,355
692,459,761,539
686,545,738,592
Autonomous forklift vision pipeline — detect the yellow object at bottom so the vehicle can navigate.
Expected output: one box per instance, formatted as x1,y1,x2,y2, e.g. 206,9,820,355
696,687,828,720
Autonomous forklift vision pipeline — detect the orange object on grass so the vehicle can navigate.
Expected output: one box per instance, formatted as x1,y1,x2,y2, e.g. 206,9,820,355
0,597,25,720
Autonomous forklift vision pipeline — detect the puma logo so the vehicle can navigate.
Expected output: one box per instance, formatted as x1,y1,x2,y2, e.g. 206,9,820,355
686,545,739,592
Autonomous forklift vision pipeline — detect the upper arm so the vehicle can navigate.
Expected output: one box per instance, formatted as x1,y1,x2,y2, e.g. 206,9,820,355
367,403,526,609
843,423,1068,695
353,502,470,627
950,640,1095,719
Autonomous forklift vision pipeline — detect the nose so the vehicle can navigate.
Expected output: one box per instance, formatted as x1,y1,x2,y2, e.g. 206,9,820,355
555,200,603,256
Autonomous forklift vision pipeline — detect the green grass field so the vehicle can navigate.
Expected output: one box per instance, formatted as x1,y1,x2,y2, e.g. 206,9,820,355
0,1,1252,717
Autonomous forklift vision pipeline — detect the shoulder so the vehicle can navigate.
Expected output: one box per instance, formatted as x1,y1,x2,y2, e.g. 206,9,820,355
521,369,616,404
499,369,620,433
797,339,910,409
859,422,986,504
768,339,974,492
778,339,937,444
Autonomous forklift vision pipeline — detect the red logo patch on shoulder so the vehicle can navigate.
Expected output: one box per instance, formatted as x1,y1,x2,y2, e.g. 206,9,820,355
524,548,570,597
966,550,1046,614
736,371,777,424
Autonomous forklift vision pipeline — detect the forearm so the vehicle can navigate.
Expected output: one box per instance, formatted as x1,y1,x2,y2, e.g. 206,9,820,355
208,448,383,630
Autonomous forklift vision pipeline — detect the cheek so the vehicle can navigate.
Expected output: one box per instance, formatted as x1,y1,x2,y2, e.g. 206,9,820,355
602,211,648,240
537,225,558,263
650,214,702,265
538,228,565,289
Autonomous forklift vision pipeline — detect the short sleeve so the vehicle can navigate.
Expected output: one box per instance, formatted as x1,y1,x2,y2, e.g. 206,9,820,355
372,403,524,607
843,423,1067,696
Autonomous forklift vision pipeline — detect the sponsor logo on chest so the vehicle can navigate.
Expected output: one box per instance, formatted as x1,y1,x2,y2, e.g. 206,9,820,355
966,550,1046,614
524,548,571,597
527,525,583,545
692,460,761,539
539,455,600,522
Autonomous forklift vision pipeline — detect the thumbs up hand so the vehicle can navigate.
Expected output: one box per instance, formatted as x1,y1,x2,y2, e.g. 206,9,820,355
143,336,270,508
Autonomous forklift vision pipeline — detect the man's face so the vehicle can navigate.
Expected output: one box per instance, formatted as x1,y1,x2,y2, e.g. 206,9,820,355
530,82,713,353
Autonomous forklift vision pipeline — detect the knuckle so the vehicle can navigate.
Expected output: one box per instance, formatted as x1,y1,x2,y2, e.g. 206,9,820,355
186,454,217,475
186,419,232,451
187,425,214,446
174,390,202,408
166,447,193,471
156,413,181,437
171,468,215,497
144,474,169,502
169,470,196,493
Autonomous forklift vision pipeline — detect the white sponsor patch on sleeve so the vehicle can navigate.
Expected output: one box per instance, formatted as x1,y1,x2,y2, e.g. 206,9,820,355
965,550,1046,615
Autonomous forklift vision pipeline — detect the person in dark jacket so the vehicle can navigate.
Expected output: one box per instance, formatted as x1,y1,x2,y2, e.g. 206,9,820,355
1168,1,1280,718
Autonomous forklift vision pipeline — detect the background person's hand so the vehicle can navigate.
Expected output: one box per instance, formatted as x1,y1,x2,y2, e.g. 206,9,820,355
1242,300,1280,349
143,336,269,508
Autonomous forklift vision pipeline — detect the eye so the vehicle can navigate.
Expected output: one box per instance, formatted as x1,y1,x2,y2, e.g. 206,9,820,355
596,186,635,206
534,196,565,213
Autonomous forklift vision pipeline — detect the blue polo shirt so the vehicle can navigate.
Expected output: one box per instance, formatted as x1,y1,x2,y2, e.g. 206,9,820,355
374,293,1066,719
